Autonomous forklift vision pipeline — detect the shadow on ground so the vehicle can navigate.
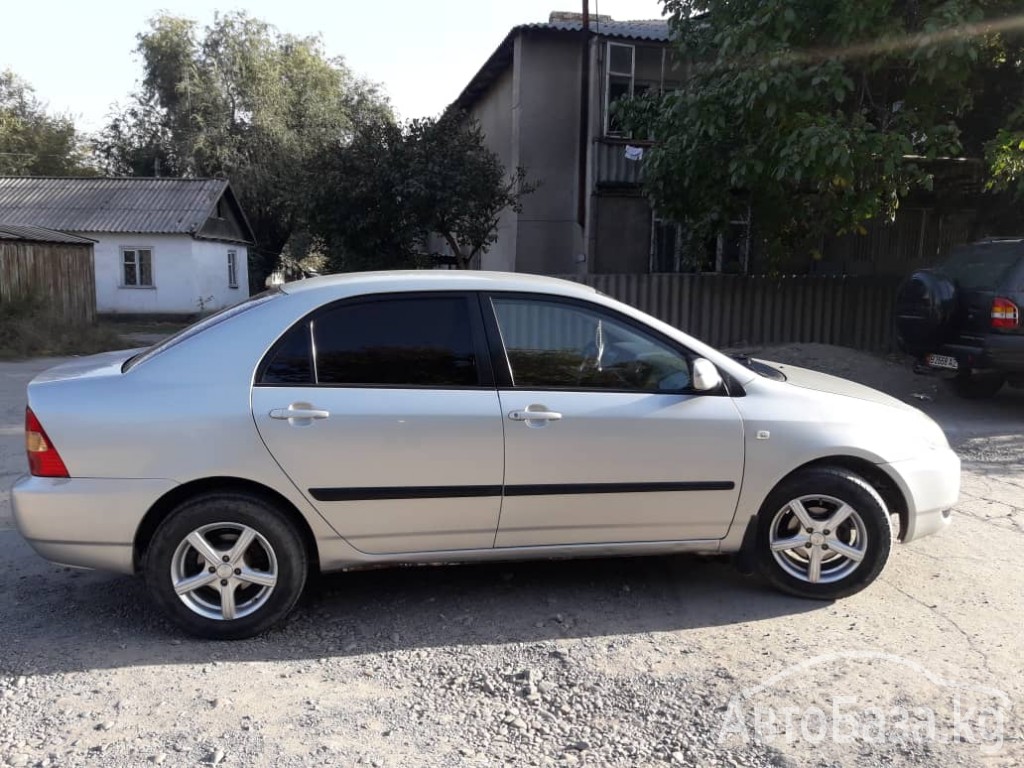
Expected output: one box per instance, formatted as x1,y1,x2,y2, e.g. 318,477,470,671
0,531,819,675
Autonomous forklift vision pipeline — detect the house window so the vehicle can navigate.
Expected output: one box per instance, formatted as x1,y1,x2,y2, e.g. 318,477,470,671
228,250,239,288
650,214,751,274
121,248,153,287
605,42,635,136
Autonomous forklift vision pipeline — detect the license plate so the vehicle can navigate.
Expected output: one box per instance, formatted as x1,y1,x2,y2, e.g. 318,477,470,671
926,354,959,371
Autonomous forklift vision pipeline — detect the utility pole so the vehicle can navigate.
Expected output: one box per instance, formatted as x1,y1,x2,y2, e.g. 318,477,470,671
576,0,591,230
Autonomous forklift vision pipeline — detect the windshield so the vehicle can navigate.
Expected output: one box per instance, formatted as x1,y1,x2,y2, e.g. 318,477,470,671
940,242,1023,291
122,289,281,372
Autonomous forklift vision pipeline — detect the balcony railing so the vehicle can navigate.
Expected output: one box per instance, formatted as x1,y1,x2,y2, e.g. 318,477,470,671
594,138,652,187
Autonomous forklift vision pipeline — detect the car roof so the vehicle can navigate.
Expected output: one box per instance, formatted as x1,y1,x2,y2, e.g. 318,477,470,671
278,270,599,298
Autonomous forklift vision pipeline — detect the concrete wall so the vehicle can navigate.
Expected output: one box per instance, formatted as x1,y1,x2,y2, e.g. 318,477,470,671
592,195,652,273
82,232,249,315
514,33,583,274
471,66,518,272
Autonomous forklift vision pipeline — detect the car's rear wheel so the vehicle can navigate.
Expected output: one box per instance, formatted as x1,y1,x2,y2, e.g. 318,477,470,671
946,371,1005,399
144,492,307,639
754,468,893,600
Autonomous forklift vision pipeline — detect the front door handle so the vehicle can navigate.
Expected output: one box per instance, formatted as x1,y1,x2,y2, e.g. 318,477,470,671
508,408,562,422
269,405,330,421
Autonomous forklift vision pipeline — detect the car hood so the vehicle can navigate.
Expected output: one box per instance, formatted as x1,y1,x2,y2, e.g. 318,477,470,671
756,360,914,411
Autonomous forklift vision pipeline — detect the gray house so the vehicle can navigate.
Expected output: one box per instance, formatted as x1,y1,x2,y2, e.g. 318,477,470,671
454,12,694,275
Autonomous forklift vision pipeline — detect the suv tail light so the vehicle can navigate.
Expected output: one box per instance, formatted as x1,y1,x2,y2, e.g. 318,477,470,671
991,298,1020,329
25,407,69,478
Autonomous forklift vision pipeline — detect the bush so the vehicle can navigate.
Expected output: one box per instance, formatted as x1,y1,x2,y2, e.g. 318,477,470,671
0,298,126,359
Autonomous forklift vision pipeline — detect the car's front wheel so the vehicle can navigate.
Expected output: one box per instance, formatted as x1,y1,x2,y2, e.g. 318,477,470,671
144,492,308,639
754,468,894,600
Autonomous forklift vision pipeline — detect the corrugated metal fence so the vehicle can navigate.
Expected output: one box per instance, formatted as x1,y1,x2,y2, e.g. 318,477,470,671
1,242,96,324
556,273,902,351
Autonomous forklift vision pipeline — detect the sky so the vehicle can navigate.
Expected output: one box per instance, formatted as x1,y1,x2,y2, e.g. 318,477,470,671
3,0,666,132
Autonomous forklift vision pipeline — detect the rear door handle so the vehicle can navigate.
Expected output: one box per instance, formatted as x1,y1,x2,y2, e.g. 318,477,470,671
508,409,562,422
269,407,330,421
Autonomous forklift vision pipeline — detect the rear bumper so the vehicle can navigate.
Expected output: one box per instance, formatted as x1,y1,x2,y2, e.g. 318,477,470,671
881,448,960,543
917,336,1024,375
11,475,177,574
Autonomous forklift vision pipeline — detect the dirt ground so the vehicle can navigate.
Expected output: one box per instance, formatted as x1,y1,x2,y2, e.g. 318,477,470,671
0,345,1021,767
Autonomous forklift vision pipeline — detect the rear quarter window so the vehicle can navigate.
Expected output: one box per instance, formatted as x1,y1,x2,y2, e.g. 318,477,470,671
940,243,1024,291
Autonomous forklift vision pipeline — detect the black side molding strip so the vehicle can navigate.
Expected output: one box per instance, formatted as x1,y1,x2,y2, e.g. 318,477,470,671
309,481,734,502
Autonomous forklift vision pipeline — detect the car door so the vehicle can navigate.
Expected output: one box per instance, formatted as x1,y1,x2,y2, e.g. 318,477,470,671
484,293,745,548
252,292,504,554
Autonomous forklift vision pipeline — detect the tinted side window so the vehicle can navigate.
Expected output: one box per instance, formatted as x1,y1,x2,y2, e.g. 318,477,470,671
313,297,480,386
261,322,314,385
491,298,692,392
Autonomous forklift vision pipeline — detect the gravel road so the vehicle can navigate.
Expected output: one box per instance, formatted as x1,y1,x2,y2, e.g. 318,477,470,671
1,347,1021,767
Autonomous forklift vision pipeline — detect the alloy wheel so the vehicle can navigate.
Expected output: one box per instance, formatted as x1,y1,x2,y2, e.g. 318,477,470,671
768,494,868,585
169,522,279,621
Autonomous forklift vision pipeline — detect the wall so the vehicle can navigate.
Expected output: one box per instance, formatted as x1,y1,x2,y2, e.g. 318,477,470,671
0,241,96,323
470,66,518,272
513,33,585,274
592,194,651,272
84,232,249,315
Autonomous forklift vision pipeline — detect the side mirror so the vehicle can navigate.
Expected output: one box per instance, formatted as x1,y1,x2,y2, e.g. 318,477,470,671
692,357,723,392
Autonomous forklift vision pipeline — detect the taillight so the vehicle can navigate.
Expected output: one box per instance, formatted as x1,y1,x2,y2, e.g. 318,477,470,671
25,407,69,478
991,298,1020,329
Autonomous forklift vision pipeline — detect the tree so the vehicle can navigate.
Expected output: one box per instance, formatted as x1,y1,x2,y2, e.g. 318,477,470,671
410,112,534,270
0,70,93,176
314,111,534,271
616,0,1024,269
96,12,390,283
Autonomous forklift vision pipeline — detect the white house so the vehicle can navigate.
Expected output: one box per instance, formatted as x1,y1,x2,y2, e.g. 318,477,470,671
0,177,255,316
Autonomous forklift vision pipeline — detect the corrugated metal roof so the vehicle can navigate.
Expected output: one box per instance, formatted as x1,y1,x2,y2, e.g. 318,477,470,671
453,17,675,111
0,177,229,235
0,224,96,244
523,19,671,42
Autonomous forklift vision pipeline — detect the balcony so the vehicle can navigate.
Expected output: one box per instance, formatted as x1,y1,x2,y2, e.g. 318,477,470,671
594,138,652,188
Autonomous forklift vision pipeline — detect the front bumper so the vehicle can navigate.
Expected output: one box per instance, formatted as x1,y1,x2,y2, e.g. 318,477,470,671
881,448,960,543
11,475,178,574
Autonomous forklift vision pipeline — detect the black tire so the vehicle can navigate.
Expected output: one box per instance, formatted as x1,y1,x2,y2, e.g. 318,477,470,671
946,371,1005,399
753,468,894,600
144,492,308,640
894,269,958,356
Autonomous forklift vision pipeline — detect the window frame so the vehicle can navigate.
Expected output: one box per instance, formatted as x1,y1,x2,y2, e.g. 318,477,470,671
254,291,496,390
227,249,239,289
120,246,155,289
604,42,636,137
480,291,717,396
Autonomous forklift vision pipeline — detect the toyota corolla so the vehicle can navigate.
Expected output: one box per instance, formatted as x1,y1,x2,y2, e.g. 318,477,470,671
12,272,959,638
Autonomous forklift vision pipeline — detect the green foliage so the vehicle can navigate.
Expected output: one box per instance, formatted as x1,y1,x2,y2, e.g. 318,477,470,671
314,111,534,271
617,0,1024,267
95,12,390,283
0,70,94,176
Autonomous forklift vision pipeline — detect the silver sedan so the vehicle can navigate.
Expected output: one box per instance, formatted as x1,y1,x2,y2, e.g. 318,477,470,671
12,272,959,638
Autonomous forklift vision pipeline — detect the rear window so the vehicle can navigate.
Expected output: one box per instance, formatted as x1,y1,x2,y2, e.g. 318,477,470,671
940,243,1023,291
122,289,280,372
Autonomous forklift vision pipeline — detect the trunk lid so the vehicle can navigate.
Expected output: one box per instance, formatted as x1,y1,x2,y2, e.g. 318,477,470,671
30,348,142,386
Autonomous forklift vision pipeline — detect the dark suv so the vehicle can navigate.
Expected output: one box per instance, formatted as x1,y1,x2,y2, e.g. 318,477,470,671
895,238,1024,398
